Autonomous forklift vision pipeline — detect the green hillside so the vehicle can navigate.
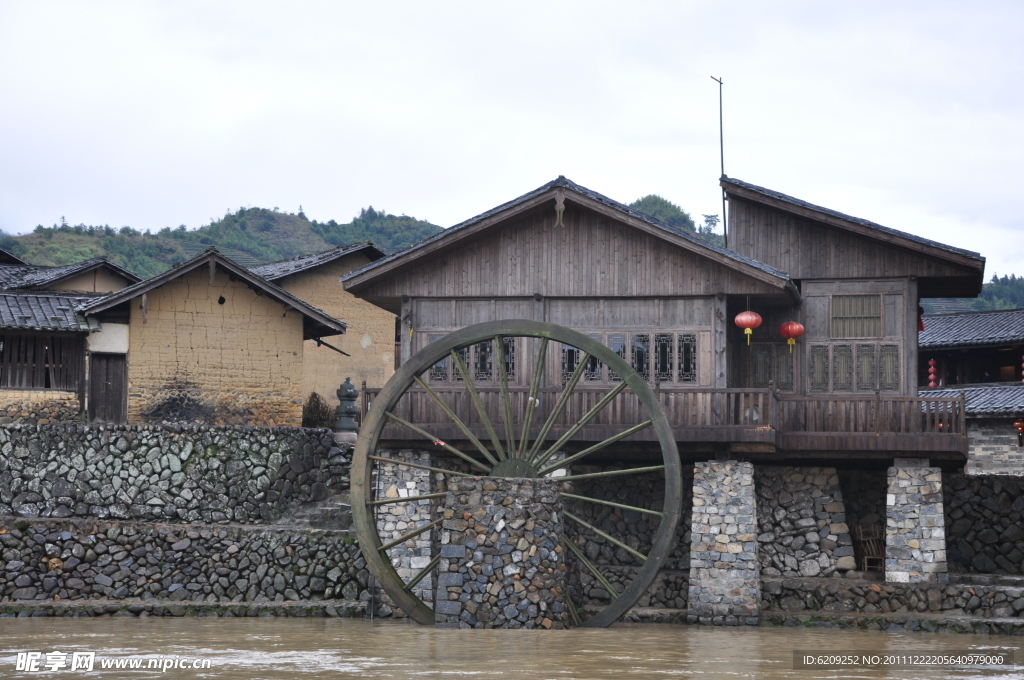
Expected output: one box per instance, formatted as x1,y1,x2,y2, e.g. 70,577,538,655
922,274,1024,314
0,207,442,279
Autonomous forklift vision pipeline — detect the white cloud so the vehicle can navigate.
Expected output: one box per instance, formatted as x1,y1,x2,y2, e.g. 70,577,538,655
0,1,1020,277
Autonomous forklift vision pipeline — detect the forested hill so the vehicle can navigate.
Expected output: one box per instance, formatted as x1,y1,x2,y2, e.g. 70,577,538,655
0,207,442,279
923,274,1024,314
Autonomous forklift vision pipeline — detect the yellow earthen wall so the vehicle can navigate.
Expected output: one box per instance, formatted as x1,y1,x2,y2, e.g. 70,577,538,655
126,266,305,426
45,268,132,293
275,253,395,407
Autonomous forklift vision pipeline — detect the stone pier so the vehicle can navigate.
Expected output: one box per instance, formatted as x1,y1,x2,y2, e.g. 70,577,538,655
435,476,567,629
885,458,948,584
687,461,760,625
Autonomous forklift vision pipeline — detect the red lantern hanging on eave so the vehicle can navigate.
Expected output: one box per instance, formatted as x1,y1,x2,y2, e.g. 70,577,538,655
778,321,805,353
735,310,762,346
918,305,926,332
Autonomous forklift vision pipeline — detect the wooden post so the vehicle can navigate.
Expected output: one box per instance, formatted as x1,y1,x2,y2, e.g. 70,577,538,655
874,389,881,435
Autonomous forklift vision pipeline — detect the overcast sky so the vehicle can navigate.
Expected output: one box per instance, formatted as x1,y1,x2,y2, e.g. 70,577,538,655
1,2,1021,278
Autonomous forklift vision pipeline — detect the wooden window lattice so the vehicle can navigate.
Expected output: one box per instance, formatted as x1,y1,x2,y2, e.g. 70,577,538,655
654,333,673,383
832,295,882,338
678,333,697,383
879,344,900,391
752,345,772,388
810,346,829,392
631,334,650,382
775,344,794,391
584,334,603,381
833,344,853,391
607,333,626,382
856,344,876,391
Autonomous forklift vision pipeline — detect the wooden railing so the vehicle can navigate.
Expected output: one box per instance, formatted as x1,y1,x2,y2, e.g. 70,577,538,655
361,385,966,452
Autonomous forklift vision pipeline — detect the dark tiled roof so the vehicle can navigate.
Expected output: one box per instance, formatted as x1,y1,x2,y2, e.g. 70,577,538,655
926,384,1024,417
249,242,384,281
721,176,984,262
919,308,1024,349
80,248,347,339
0,258,140,291
0,247,26,265
0,292,100,332
343,176,793,285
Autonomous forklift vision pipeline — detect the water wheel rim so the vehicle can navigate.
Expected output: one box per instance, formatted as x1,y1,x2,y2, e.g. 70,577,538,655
351,319,683,627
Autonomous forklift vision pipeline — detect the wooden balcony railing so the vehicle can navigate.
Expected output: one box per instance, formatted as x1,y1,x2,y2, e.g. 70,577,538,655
360,384,966,454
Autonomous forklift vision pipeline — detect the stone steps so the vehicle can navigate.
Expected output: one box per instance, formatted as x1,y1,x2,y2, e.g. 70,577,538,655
761,609,1024,635
275,491,352,530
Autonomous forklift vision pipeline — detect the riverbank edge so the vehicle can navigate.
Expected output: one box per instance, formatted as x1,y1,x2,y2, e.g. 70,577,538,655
0,599,365,618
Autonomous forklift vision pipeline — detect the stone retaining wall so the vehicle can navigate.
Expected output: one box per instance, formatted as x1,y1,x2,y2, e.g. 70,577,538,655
965,419,1024,476
0,517,367,605
0,390,80,426
762,576,1024,619
755,467,856,578
886,461,947,583
0,424,349,524
436,476,566,629
944,473,1024,574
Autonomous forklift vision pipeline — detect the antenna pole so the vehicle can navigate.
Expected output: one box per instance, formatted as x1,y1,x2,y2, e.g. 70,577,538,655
711,76,727,249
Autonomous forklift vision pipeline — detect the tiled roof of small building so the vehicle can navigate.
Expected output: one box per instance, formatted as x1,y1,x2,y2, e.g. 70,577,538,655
249,242,384,281
926,383,1024,417
919,308,1024,349
0,292,101,332
0,258,140,291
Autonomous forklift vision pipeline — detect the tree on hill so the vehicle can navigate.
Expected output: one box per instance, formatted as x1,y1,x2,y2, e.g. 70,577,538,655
629,195,696,231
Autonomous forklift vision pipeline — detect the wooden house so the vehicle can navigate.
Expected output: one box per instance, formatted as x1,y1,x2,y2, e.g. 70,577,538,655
343,175,986,465
249,243,395,410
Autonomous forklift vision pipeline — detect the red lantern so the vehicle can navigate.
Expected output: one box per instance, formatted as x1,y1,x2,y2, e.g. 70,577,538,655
778,321,805,353
735,311,762,346
1015,420,1024,447
918,306,925,332
927,358,938,389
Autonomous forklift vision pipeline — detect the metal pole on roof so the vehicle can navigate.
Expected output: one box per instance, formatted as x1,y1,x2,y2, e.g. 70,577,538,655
711,76,727,249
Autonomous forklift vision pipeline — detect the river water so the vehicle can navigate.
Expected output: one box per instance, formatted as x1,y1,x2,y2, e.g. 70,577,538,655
0,617,1019,679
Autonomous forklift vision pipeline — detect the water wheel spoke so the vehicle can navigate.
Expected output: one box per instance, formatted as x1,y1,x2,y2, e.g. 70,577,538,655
562,537,620,598
517,337,548,457
564,590,583,627
384,412,491,472
532,382,627,469
536,420,653,477
402,555,441,592
559,491,662,518
526,351,591,461
563,510,647,562
413,376,498,467
557,465,665,482
378,518,444,553
368,492,448,507
495,335,518,457
368,455,474,478
451,349,506,462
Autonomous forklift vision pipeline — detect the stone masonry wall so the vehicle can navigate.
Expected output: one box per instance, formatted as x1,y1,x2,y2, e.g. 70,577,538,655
755,467,856,578
570,469,692,610
0,424,349,524
126,266,305,427
886,461,947,583
373,449,436,610
0,390,80,426
837,468,887,532
0,516,366,605
436,476,566,629
687,461,760,625
966,419,1024,476
944,473,1024,574
762,576,1024,619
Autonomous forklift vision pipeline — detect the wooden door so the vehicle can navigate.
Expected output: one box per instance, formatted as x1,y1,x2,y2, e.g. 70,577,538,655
89,353,127,423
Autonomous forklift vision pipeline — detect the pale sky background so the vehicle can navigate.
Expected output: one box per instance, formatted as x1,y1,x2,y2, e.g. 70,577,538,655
1,2,1022,278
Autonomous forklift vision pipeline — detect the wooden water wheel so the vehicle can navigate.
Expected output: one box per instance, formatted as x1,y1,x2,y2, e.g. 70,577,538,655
351,320,682,627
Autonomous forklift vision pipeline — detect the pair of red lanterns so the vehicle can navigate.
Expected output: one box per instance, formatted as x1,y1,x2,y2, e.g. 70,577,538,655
734,310,805,350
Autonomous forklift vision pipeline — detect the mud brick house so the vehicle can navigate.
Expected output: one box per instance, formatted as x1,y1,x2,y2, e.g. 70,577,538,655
0,254,140,423
344,174,992,606
919,308,1024,474
250,243,395,409
78,249,347,426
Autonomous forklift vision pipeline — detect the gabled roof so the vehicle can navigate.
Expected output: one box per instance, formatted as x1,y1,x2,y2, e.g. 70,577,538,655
0,257,141,291
344,176,797,297
919,308,1024,349
0,247,26,265
0,292,101,332
249,242,385,281
720,176,986,271
80,249,347,339
926,384,1024,417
